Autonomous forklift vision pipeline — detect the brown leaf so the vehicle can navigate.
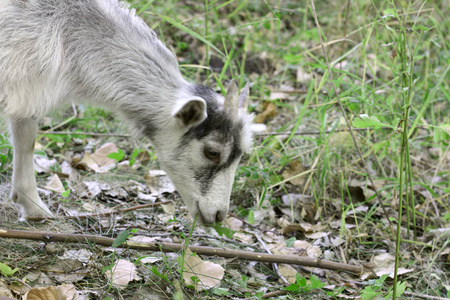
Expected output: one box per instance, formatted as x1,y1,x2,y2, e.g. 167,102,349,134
182,249,224,291
255,102,277,123
105,259,141,289
43,174,66,193
281,161,308,186
277,264,298,284
145,170,176,194
224,216,243,231
22,284,76,300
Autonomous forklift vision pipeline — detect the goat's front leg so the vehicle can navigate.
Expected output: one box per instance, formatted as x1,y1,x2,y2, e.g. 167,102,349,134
9,118,53,218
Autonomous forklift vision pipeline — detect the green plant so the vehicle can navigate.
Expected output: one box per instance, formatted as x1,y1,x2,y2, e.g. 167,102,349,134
0,262,18,277
284,273,326,294
0,134,12,171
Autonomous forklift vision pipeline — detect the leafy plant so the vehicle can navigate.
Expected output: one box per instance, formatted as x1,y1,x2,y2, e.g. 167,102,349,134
0,134,12,171
107,148,125,162
0,262,18,277
284,273,326,294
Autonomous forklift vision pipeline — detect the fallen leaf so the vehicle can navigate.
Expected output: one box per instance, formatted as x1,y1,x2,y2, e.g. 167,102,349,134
145,170,176,194
83,181,101,198
34,156,57,174
58,249,92,263
78,153,99,171
374,266,414,278
296,66,311,82
304,231,329,239
255,102,277,123
0,280,13,298
161,203,176,214
292,240,322,259
182,249,224,291
43,174,66,193
128,235,158,244
105,259,141,289
225,216,243,231
278,264,298,284
22,284,76,300
281,160,308,186
90,142,118,167
139,256,163,264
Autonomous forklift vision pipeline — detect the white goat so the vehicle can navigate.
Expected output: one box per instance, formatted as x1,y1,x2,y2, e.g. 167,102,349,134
0,0,253,224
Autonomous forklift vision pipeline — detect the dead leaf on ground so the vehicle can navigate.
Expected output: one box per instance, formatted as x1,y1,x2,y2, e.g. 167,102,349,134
297,66,311,82
281,160,308,186
78,152,99,172
0,280,13,298
269,84,295,100
58,249,92,263
280,220,327,235
369,253,414,279
145,170,176,194
90,142,119,172
34,156,57,174
255,102,277,123
105,259,141,289
225,216,244,231
346,179,387,203
22,284,76,300
182,249,224,291
277,264,298,284
43,174,66,193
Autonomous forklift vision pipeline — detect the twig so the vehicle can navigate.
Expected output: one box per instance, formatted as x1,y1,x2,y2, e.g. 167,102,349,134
253,126,413,137
0,229,364,274
26,201,171,221
251,231,289,285
309,0,391,224
241,289,289,300
403,292,450,300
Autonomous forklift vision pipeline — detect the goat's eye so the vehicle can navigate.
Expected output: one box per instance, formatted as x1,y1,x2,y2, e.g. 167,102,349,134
204,147,220,163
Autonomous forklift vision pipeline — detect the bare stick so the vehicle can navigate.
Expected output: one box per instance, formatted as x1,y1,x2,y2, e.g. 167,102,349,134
0,229,363,274
252,231,289,285
26,201,171,221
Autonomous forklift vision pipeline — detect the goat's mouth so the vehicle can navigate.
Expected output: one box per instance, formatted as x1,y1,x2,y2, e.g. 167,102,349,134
194,201,226,225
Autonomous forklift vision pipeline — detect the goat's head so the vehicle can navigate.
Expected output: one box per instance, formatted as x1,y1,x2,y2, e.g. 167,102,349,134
154,80,252,224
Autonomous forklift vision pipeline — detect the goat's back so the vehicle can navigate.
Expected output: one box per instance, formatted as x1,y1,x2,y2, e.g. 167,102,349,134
0,0,182,119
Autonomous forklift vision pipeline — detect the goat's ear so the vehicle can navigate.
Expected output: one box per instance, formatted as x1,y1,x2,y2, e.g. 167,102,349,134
172,97,207,128
238,82,250,109
224,79,239,117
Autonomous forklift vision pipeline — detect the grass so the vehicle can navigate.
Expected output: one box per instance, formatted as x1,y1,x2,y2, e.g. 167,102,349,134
0,0,449,299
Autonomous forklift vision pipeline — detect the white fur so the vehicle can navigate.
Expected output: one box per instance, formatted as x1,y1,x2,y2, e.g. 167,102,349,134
0,0,252,223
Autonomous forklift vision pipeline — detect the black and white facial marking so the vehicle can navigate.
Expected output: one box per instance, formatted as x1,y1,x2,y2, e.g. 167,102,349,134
179,91,245,195
157,81,252,225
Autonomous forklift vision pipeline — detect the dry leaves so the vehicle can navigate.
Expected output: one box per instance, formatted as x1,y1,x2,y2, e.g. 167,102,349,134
79,142,118,173
182,249,224,291
105,259,141,289
22,284,76,300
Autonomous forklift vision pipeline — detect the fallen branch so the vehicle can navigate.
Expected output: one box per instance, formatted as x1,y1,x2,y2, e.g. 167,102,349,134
27,201,171,222
0,229,363,274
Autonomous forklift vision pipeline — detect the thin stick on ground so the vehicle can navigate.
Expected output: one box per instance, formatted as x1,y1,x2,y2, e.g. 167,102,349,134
0,229,364,274
251,231,289,285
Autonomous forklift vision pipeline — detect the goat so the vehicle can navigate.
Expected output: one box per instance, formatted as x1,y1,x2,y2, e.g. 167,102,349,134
0,0,253,224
